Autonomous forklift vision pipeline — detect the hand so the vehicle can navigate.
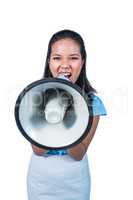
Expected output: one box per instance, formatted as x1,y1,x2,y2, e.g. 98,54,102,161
31,144,49,156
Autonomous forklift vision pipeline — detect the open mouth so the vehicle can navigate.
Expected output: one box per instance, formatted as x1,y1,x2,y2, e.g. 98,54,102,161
64,73,71,78
58,72,72,79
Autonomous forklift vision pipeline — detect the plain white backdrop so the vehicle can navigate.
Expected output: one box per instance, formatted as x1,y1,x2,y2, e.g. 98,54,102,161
0,0,131,199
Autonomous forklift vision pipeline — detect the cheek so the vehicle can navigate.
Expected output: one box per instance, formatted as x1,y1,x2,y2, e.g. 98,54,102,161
73,63,82,75
49,62,58,75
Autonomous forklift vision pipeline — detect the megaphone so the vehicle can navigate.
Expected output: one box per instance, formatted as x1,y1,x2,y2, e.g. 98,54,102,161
14,74,93,150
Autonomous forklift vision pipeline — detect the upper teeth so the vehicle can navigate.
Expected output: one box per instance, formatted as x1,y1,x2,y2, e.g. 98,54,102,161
59,73,71,76
64,73,71,76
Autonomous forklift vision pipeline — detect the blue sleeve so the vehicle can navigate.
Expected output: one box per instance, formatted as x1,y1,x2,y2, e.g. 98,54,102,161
91,94,107,116
46,149,67,155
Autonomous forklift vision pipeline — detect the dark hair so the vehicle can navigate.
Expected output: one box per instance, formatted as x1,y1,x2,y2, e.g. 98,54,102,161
43,29,97,95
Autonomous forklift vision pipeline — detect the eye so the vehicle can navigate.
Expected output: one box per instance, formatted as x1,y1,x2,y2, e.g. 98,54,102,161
71,57,79,60
53,57,60,60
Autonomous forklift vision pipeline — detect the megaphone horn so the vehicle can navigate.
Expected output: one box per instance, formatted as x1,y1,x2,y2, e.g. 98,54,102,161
14,74,93,150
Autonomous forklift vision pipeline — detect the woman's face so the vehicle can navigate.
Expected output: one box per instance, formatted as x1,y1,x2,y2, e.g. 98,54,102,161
49,38,84,83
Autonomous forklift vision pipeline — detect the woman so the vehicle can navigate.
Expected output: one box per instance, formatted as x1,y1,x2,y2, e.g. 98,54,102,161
27,29,107,200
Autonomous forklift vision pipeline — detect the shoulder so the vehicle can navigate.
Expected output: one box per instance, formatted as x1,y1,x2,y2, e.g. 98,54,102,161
87,93,107,116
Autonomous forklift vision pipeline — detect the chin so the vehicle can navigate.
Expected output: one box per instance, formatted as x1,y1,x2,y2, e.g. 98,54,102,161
71,77,77,83
70,79,76,83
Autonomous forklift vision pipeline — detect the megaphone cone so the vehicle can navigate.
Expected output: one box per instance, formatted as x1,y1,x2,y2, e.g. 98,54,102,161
14,75,93,150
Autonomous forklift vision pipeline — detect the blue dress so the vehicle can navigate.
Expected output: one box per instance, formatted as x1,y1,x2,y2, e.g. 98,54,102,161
27,94,107,200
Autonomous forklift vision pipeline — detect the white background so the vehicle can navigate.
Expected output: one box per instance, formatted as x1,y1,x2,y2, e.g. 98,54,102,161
0,0,131,199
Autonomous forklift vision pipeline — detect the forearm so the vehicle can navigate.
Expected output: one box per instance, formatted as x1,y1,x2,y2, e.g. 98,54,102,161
68,116,100,161
67,133,95,161
67,142,87,161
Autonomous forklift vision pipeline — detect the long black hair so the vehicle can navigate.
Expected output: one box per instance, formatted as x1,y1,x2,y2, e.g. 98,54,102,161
43,29,97,95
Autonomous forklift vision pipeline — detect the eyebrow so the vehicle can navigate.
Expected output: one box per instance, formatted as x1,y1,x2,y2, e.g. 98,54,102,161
51,54,61,56
51,53,80,57
69,54,80,56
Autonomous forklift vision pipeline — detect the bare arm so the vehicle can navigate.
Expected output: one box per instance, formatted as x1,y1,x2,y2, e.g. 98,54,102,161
31,144,49,156
68,116,100,161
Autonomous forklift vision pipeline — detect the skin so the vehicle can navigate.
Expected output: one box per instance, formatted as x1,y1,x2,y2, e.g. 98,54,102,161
32,38,100,160
49,38,84,83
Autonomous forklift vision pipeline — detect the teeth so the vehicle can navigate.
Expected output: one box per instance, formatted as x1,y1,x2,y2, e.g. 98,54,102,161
65,74,71,78
64,73,70,76
59,72,71,77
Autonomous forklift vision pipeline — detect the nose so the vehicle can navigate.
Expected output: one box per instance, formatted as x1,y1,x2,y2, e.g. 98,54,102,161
60,62,71,72
60,58,71,69
60,65,69,70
